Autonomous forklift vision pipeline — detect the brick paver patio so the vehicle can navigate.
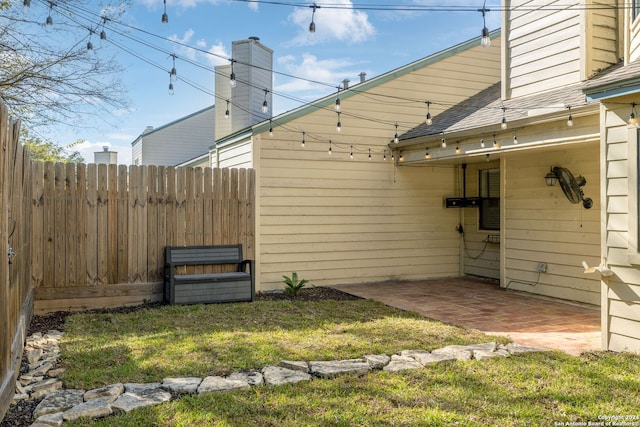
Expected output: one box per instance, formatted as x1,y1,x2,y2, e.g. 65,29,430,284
333,277,601,356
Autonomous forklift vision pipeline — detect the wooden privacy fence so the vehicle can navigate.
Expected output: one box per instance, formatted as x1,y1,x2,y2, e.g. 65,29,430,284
32,164,255,313
1,103,33,421
0,98,255,420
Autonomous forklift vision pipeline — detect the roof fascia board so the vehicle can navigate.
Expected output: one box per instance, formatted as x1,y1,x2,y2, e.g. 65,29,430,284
176,153,209,168
584,81,640,101
213,129,253,149
394,103,598,148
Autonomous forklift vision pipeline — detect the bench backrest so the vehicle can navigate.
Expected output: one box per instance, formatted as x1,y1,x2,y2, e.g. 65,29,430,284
165,245,244,266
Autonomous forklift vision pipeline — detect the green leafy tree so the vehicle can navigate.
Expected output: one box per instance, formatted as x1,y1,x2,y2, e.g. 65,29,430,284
21,128,85,163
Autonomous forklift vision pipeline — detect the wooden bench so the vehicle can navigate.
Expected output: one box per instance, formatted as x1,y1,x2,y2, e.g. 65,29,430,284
164,245,254,305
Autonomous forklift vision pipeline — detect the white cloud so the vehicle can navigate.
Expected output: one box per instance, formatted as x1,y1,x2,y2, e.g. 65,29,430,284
169,29,198,60
287,0,375,46
275,53,363,98
206,41,231,67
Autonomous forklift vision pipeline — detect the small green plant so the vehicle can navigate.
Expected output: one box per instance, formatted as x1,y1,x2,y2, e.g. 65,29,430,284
282,272,308,296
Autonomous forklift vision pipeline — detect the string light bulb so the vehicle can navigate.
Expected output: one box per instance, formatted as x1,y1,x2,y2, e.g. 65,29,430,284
269,120,273,137
567,106,573,127
513,130,518,144
368,148,371,160
262,89,269,114
393,123,399,143
301,132,305,148
334,92,341,113
384,150,387,161
99,16,107,40
87,40,93,51
425,101,432,125
170,54,177,82
168,82,174,96
229,60,236,88
441,133,446,148
309,3,319,33
425,148,430,160
224,100,230,120
501,107,508,129
455,143,461,155
336,112,341,132
350,145,353,159
328,140,332,155
162,0,168,23
493,134,498,148
480,137,485,148
479,6,491,48
46,1,53,25
399,151,404,162
629,103,639,126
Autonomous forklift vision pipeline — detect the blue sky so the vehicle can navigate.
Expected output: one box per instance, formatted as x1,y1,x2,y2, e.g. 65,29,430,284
33,0,501,164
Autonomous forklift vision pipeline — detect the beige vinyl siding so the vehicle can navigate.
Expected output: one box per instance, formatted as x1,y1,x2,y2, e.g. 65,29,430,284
258,135,459,288
586,2,621,77
630,12,640,61
462,162,501,280
506,1,582,98
502,137,601,305
217,139,253,169
601,99,640,352
253,42,502,290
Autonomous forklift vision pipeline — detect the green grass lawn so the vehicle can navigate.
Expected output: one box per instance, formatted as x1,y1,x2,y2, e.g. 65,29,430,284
60,298,640,426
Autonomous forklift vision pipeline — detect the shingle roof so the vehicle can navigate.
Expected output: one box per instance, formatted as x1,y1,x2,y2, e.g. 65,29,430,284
400,82,589,142
582,59,640,96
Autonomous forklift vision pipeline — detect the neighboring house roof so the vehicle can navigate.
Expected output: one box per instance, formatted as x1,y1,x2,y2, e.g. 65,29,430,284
583,59,640,100
131,105,215,146
216,29,502,144
399,81,592,143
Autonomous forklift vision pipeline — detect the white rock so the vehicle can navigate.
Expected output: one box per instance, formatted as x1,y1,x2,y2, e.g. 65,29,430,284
162,377,202,394
197,376,250,393
33,389,85,418
309,359,370,378
63,396,116,421
383,355,423,372
31,379,63,399
111,389,172,413
35,411,64,426
84,383,124,401
262,366,312,386
227,371,264,386
279,360,309,373
363,354,390,369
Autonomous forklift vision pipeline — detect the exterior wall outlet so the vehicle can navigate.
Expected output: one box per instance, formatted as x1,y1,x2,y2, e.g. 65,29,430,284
537,262,547,273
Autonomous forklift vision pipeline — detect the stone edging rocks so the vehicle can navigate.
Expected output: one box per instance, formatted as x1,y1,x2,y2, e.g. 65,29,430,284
14,331,544,426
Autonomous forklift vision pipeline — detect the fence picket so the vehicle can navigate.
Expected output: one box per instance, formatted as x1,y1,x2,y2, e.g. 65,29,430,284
65,163,77,287
108,164,118,284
